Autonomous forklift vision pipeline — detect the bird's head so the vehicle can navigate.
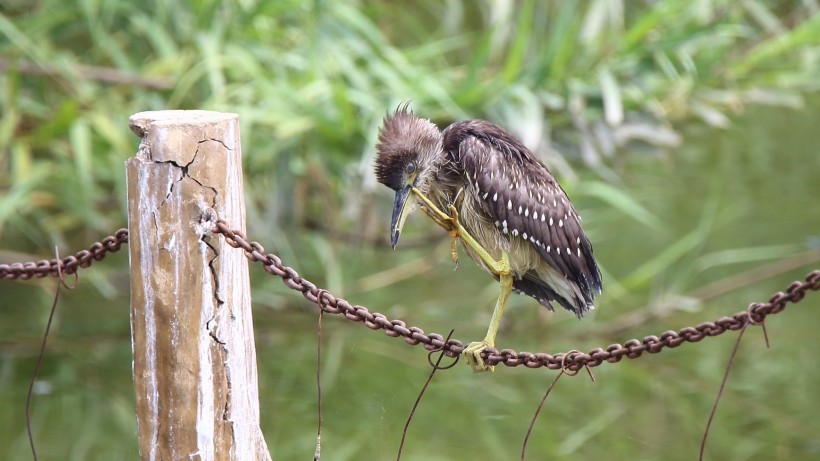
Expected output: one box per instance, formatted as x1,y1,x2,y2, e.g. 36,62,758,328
374,105,443,249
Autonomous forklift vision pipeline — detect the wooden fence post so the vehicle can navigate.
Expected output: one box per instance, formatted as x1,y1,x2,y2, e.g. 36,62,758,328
125,111,271,460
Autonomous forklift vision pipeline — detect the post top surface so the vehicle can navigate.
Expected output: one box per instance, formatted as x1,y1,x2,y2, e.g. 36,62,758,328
129,110,239,137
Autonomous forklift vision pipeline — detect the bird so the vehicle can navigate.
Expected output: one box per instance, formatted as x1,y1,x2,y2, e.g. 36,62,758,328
374,104,602,371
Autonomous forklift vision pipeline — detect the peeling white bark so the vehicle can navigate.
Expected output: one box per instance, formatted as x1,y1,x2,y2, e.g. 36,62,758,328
126,110,271,461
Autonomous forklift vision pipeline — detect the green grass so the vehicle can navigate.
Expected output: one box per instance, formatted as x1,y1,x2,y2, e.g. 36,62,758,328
1,1,819,460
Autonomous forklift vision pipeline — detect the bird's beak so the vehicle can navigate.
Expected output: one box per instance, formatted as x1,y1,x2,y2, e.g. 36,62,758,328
389,184,414,249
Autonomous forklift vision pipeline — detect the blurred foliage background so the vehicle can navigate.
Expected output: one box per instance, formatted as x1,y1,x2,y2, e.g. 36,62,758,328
1,0,819,460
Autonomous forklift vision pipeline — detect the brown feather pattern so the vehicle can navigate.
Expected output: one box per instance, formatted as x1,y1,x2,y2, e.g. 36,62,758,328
375,106,602,316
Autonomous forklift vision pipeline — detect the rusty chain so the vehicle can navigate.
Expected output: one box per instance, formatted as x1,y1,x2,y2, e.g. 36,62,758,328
0,229,129,279
209,219,820,371
2,221,818,371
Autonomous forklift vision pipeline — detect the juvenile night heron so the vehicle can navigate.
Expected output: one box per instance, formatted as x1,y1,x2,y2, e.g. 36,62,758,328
374,105,602,372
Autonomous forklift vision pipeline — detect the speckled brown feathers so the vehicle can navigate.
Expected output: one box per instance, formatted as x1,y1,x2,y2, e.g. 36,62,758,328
442,120,602,313
374,106,602,316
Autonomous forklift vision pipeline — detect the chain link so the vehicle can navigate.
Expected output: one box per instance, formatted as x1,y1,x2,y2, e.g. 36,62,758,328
0,229,129,279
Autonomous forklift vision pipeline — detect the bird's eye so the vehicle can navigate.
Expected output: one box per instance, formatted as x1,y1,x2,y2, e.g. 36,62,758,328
405,162,416,174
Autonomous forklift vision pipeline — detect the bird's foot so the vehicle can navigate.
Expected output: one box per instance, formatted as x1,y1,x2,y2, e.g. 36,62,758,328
416,201,460,267
444,204,461,266
448,229,459,268
446,204,460,226
439,207,459,235
463,340,494,373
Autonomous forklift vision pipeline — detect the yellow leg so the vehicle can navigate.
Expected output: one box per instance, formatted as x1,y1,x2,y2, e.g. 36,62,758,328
411,187,510,274
463,255,513,372
411,187,453,225
409,187,514,372
419,204,459,265
413,188,460,265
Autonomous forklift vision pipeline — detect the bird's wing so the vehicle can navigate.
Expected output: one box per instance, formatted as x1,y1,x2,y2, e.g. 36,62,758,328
451,126,601,300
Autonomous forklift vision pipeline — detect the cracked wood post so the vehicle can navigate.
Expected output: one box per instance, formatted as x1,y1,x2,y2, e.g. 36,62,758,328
125,110,271,461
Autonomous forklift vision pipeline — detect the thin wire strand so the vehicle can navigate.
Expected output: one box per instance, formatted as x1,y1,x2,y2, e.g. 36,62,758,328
699,324,748,461
314,307,324,461
521,370,565,461
26,246,73,461
397,329,456,461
